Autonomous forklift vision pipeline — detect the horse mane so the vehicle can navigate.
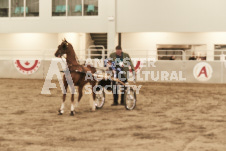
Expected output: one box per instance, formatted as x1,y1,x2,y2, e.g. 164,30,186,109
63,39,80,65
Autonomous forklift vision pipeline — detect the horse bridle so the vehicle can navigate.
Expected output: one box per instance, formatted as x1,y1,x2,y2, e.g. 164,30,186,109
58,41,69,57
59,41,80,65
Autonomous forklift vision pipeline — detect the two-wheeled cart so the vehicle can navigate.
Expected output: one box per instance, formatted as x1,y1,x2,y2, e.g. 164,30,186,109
93,73,137,110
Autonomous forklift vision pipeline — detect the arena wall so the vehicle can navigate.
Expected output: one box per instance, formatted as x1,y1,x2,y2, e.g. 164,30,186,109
1,59,225,84
1,1,226,84
137,61,225,84
224,62,226,83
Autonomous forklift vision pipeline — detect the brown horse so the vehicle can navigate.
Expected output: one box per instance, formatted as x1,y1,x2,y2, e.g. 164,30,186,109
55,39,97,116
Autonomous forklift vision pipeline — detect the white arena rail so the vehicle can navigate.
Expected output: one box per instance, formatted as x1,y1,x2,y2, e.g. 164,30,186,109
0,48,226,84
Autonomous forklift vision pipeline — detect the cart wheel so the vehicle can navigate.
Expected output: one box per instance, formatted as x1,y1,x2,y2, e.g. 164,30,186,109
95,89,105,109
124,87,136,110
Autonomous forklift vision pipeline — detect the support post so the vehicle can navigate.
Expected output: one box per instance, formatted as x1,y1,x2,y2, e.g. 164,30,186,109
107,0,116,56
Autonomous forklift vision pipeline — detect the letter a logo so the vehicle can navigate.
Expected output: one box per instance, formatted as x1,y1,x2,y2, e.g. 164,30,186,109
197,66,207,78
193,62,213,82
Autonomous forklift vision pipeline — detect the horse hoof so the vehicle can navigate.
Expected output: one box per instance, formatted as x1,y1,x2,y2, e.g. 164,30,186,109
58,110,63,115
70,111,74,116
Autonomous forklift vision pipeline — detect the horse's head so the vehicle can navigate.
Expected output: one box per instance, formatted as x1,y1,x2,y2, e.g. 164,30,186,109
55,39,70,58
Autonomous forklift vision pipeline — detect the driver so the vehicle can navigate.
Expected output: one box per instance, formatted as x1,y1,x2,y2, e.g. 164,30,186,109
108,46,135,106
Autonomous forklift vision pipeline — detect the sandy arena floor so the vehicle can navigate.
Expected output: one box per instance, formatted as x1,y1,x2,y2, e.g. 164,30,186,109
0,79,226,151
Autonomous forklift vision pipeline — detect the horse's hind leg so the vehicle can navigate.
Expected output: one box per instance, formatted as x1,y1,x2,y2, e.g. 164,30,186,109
77,85,84,105
90,81,96,111
59,76,68,115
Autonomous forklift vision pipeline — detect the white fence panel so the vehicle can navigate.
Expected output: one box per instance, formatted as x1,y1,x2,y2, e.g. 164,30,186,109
0,48,226,83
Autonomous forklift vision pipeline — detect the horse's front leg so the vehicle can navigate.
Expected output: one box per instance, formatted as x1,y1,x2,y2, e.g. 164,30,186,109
90,82,96,111
58,76,68,115
89,91,96,111
70,94,75,116
58,94,66,115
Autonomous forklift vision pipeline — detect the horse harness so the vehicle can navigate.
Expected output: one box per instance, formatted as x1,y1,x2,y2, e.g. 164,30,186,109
67,64,86,74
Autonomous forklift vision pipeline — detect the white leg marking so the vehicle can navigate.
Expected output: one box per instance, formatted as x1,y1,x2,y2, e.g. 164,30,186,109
60,102,64,113
71,103,75,111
